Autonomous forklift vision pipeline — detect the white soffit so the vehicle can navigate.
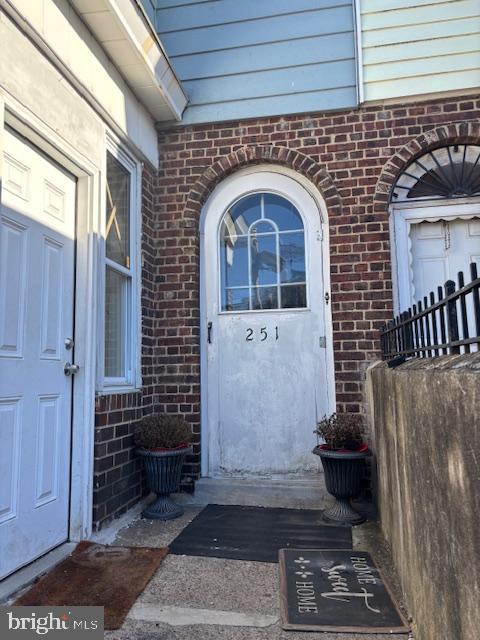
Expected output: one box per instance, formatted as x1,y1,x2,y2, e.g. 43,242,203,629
71,0,187,122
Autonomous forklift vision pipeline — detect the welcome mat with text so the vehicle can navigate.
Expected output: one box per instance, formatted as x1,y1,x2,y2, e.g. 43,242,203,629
169,504,352,563
279,549,409,634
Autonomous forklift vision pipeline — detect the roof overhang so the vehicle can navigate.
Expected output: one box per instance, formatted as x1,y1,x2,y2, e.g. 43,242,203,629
71,0,187,122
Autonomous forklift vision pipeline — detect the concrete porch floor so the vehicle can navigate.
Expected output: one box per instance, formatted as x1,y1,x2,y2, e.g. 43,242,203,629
103,504,413,640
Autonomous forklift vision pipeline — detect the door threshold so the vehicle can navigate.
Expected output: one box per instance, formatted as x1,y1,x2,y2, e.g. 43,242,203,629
0,542,76,604
205,473,324,485
176,475,329,510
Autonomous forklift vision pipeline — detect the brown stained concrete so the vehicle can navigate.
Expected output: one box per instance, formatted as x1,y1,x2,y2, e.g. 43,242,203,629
105,506,412,640
368,353,480,640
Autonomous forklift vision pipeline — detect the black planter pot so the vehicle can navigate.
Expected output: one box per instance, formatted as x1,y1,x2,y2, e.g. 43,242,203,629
313,446,369,525
137,446,192,520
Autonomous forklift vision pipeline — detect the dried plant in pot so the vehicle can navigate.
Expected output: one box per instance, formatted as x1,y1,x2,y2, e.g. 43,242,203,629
134,414,192,520
312,413,370,525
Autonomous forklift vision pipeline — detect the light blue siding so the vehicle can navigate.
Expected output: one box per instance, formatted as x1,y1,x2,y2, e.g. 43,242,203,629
140,0,157,27
179,87,356,124
159,5,354,55
184,59,355,103
172,32,354,79
147,0,357,124
157,0,351,32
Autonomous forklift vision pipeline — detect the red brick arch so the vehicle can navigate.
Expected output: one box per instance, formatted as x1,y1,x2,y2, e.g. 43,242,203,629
373,122,480,212
184,145,341,219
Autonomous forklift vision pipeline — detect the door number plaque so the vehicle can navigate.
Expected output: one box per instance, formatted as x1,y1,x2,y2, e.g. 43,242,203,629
246,326,279,342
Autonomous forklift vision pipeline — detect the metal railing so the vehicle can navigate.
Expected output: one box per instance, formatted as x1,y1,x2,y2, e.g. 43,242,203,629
380,262,480,366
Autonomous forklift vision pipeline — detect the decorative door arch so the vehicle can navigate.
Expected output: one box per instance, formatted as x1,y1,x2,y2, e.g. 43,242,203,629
390,144,480,314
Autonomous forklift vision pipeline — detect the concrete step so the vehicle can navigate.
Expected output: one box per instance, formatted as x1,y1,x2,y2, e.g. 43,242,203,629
175,473,330,510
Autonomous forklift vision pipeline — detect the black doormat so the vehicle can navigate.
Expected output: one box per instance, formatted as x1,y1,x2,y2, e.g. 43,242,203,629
168,504,352,563
279,549,409,634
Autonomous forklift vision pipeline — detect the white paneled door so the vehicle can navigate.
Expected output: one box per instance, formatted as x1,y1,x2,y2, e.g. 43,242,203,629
410,218,480,302
0,129,76,579
410,217,480,347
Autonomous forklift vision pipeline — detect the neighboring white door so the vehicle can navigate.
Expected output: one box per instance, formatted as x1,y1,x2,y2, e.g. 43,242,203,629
0,128,76,579
406,215,480,350
410,217,480,304
203,171,332,477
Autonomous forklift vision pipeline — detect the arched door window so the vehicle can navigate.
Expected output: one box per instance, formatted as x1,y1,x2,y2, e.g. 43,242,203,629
220,193,307,311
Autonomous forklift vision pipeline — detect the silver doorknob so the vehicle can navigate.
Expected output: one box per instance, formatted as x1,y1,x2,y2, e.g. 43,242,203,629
64,362,80,376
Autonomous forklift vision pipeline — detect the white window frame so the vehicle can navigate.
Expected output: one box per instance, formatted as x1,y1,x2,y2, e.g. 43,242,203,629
219,192,308,313
98,135,142,393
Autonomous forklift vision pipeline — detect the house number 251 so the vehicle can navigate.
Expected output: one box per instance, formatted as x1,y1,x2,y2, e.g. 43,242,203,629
246,326,279,342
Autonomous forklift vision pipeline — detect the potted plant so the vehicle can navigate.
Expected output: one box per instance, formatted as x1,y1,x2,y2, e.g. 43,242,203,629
312,413,370,525
134,414,192,520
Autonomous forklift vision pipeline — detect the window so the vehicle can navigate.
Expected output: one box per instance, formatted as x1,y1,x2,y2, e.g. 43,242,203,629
392,145,480,202
102,147,139,388
220,193,307,311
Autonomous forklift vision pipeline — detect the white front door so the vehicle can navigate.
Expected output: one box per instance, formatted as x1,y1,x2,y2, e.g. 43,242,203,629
203,171,332,477
410,217,480,302
0,128,76,579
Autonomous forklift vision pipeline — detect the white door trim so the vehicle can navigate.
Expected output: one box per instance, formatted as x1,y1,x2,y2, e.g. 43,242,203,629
390,199,480,314
199,165,335,477
0,89,101,542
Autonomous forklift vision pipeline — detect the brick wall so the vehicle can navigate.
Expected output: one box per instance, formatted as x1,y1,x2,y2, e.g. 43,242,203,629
92,165,157,529
154,93,479,482
92,93,480,527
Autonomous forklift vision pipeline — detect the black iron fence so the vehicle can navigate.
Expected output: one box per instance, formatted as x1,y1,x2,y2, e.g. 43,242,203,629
380,262,480,365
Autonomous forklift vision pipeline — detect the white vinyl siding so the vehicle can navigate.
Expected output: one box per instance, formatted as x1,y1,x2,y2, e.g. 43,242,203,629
7,0,159,164
360,0,480,102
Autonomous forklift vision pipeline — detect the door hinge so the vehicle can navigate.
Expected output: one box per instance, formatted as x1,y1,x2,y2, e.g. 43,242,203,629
442,220,451,250
324,292,330,305
319,336,326,349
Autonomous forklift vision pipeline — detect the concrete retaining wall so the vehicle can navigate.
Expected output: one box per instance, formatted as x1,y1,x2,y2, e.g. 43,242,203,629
367,354,480,640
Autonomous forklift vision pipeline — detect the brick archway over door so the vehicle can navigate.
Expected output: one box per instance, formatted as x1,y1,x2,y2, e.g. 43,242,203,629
373,122,480,210
184,145,341,217
179,146,342,483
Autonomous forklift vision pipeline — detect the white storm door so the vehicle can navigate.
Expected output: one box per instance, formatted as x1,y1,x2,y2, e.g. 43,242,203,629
0,128,76,579
410,216,480,350
410,217,480,304
204,173,330,476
